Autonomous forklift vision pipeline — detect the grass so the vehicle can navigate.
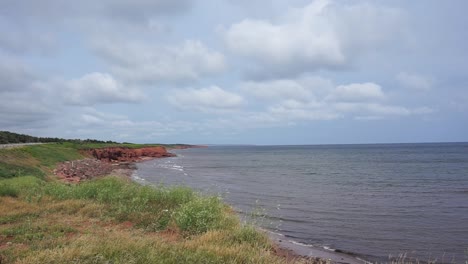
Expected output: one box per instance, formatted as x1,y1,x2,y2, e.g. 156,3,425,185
0,143,300,263
0,176,292,264
0,144,83,179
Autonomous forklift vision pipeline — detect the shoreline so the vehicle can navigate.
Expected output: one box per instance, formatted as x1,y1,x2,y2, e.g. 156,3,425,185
54,144,369,264
130,155,368,264
267,230,366,264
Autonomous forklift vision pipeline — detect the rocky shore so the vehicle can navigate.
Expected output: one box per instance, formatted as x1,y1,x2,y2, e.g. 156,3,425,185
84,146,175,162
54,146,175,183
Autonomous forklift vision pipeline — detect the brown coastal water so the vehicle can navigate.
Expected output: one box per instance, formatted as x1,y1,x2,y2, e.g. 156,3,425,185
134,143,468,263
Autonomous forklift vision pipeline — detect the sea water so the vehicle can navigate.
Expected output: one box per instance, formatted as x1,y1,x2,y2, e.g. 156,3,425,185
134,143,468,263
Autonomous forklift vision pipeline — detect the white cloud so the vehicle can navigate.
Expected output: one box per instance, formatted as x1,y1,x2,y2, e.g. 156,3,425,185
80,114,103,125
326,82,386,102
167,86,245,112
236,77,433,126
65,108,200,141
77,108,134,127
0,57,146,130
268,99,339,121
396,72,433,91
223,0,405,77
93,39,225,83
58,72,143,105
241,76,333,101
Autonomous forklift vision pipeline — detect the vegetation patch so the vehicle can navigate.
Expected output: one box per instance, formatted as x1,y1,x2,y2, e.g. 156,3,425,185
0,162,45,179
0,176,291,264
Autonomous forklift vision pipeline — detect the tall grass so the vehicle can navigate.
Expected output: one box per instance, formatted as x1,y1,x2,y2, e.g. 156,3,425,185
0,176,286,263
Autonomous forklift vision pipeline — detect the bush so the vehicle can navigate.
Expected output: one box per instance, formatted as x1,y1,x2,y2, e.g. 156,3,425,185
175,197,225,235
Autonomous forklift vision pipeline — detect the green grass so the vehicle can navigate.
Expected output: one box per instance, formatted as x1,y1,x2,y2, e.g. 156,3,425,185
175,196,227,235
20,144,84,167
0,162,45,179
0,176,288,264
41,177,201,231
0,143,83,180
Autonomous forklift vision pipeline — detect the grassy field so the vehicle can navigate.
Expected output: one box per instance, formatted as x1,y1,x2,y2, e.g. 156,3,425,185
0,143,309,263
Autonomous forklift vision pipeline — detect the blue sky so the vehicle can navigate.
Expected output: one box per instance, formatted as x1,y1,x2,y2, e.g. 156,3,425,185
1,0,467,144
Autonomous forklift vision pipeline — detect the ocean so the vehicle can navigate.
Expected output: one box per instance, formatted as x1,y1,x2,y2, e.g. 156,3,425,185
134,143,468,263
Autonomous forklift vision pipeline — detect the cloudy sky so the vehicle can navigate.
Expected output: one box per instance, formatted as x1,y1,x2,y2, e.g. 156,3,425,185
1,0,467,144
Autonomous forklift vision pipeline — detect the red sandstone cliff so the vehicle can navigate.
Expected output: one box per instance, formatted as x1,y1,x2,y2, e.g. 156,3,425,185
84,146,176,163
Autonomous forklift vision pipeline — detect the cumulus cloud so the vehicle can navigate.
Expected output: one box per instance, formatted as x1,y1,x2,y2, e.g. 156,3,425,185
396,72,433,91
57,72,144,105
235,76,433,125
223,0,405,77
241,76,333,101
167,86,245,112
63,108,200,141
242,80,313,101
77,108,132,127
93,39,225,83
326,82,386,102
268,100,339,121
0,62,144,129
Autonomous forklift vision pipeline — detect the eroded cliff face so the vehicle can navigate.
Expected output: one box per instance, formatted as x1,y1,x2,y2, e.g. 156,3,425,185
55,146,175,183
84,146,176,162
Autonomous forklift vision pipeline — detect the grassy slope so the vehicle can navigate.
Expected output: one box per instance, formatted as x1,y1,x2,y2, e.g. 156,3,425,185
0,143,300,264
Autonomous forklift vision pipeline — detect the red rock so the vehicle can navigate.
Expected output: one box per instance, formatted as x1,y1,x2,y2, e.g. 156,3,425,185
84,146,175,163
54,146,176,183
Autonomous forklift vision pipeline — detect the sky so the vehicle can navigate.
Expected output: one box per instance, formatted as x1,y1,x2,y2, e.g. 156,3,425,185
1,0,467,145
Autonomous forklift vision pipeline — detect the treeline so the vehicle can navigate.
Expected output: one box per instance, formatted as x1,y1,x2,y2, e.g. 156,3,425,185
0,131,118,145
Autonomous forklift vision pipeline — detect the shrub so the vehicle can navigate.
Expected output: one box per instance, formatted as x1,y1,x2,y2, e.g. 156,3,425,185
175,197,225,235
